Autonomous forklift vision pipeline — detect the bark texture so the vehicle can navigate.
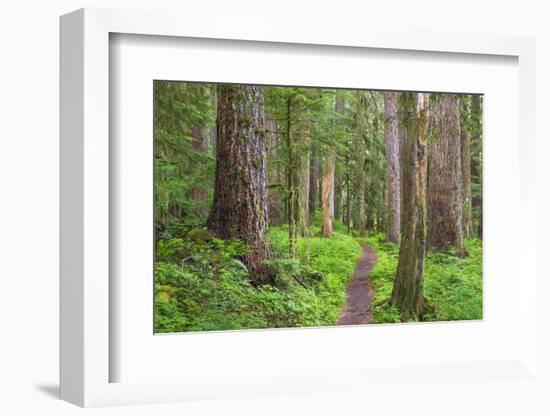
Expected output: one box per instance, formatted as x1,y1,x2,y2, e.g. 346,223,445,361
321,147,336,236
356,164,366,236
293,108,310,234
207,84,272,283
398,103,407,224
190,126,209,200
287,100,310,256
384,92,401,243
471,95,483,239
334,170,342,222
391,93,429,320
354,92,367,236
460,99,472,238
266,117,283,226
309,144,320,218
321,97,342,237
427,95,466,257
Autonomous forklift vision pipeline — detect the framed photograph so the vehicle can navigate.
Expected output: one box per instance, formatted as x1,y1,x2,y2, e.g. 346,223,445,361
60,8,538,407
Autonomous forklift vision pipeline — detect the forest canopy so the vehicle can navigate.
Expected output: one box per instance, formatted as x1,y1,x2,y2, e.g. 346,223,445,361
154,81,483,333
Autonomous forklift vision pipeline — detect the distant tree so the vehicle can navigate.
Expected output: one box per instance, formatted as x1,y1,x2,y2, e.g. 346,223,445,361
290,95,311,251
352,91,367,236
321,95,342,237
153,81,214,232
309,143,320,218
207,84,272,283
265,117,284,226
460,97,472,238
190,126,209,201
264,88,314,256
321,146,336,237
470,95,483,239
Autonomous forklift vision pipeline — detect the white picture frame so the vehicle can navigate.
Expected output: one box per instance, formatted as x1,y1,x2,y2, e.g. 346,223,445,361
60,7,538,408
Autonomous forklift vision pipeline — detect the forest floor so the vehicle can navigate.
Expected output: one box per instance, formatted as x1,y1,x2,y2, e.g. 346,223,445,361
337,242,378,325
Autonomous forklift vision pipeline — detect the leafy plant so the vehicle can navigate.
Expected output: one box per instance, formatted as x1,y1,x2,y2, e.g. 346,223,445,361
364,233,482,323
154,226,362,333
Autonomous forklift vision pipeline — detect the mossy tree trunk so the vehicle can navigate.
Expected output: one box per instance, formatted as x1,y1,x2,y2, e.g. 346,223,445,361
334,97,346,225
460,98,472,238
285,97,298,257
384,92,401,243
266,117,284,226
334,169,343,222
356,159,366,236
354,91,367,236
426,94,466,257
321,96,343,237
284,97,310,257
207,84,272,283
309,143,320,219
293,105,310,236
391,93,429,320
189,126,209,201
470,95,483,239
321,146,335,237
398,103,407,226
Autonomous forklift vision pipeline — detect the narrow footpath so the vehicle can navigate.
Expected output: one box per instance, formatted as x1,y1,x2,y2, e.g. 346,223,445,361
337,243,378,325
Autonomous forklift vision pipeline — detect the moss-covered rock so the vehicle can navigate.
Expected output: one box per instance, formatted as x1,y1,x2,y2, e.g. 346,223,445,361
186,228,213,243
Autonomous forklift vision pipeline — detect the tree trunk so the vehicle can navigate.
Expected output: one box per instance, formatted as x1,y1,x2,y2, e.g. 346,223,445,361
426,94,466,257
322,96,343,237
309,143,319,218
355,94,367,236
293,108,310,235
189,126,209,200
266,117,283,226
346,170,353,233
343,144,354,233
321,147,336,237
398,102,407,227
470,95,483,239
210,90,217,154
460,98,472,238
384,92,401,243
207,84,272,283
356,167,366,236
285,97,297,257
334,97,346,226
391,93,429,320
334,169,342,222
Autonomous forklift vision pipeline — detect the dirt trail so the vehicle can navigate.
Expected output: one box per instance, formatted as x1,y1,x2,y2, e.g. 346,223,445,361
337,242,378,326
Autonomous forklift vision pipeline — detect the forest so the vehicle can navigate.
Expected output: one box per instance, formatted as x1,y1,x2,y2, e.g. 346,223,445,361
154,81,483,333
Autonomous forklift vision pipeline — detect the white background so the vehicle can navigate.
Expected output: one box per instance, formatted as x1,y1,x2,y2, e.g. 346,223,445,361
1,0,549,415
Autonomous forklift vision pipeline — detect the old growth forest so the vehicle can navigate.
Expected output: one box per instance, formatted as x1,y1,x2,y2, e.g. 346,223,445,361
154,81,483,333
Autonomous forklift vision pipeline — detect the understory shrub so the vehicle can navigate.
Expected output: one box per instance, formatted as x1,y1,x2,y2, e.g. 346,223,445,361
155,225,361,333
155,224,482,332
364,233,483,323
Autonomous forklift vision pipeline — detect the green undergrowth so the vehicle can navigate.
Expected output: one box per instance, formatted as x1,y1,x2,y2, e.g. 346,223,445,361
364,233,483,323
155,222,361,333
